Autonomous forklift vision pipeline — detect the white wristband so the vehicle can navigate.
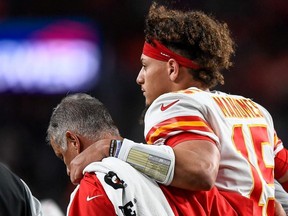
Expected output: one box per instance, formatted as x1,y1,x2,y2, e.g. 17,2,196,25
117,138,175,185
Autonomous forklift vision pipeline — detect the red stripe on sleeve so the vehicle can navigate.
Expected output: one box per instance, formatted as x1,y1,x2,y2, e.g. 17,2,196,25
146,116,214,144
166,132,216,148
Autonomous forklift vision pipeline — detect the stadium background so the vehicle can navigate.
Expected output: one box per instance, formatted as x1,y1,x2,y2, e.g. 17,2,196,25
0,0,287,212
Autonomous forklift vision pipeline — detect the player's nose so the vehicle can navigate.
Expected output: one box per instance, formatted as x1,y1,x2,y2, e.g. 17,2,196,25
136,68,144,85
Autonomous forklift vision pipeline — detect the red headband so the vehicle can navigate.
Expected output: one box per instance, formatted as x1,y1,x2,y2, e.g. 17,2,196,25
142,40,200,70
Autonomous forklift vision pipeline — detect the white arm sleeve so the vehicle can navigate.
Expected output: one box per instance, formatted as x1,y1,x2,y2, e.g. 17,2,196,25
117,138,175,185
275,180,288,214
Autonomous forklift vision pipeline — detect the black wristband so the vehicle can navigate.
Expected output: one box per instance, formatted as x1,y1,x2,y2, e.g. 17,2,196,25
109,140,116,157
109,140,122,157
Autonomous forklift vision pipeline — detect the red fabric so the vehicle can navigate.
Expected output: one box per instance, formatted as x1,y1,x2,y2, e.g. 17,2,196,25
274,148,288,179
142,40,200,69
166,132,216,148
68,173,115,216
146,115,214,144
165,132,276,215
281,181,288,192
160,185,254,216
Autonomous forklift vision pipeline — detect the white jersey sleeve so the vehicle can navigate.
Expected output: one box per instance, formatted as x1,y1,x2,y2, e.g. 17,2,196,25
144,88,220,147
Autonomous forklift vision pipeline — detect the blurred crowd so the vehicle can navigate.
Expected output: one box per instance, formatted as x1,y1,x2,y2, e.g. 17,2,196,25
0,0,287,212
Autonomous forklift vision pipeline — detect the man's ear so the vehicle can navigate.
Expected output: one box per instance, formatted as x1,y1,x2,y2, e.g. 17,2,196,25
167,58,180,82
65,131,81,153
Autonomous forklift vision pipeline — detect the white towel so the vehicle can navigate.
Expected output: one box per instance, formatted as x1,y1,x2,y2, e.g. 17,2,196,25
84,157,174,216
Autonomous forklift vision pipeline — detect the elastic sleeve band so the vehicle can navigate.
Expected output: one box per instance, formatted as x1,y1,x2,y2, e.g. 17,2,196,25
116,138,175,185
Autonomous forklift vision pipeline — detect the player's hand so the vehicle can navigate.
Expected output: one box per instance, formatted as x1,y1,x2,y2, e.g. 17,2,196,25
69,137,121,184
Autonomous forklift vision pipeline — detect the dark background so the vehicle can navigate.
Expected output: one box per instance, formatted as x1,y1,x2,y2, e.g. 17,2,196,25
0,0,287,212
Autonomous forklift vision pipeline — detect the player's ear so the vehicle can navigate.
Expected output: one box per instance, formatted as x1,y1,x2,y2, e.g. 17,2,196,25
167,58,180,82
65,131,81,153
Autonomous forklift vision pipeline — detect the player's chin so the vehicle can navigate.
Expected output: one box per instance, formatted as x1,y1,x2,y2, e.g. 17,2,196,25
145,94,158,106
145,98,152,106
